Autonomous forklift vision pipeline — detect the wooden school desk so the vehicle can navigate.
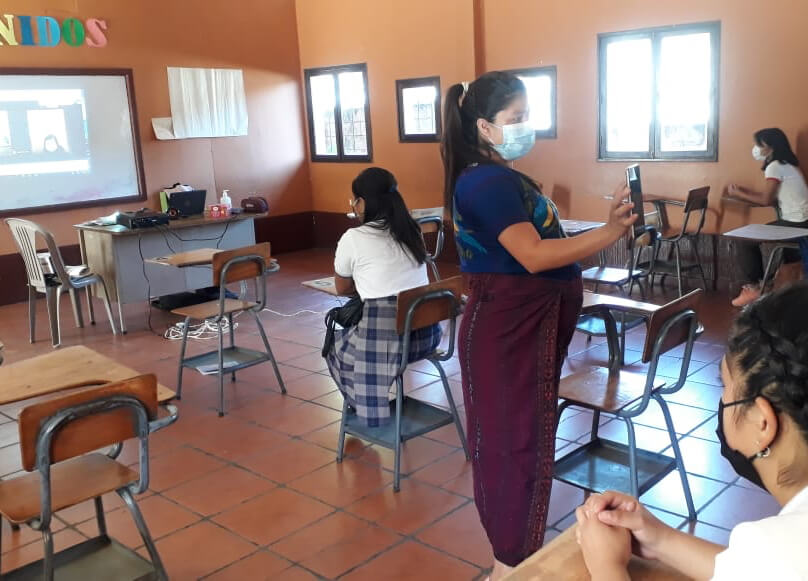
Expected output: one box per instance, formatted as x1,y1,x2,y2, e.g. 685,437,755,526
723,223,808,287
74,213,266,333
0,345,176,404
505,525,690,581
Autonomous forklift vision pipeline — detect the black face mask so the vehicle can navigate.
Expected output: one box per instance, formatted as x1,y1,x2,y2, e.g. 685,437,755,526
716,397,771,491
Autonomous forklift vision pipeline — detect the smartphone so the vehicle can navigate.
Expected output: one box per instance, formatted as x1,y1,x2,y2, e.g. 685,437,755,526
625,164,645,229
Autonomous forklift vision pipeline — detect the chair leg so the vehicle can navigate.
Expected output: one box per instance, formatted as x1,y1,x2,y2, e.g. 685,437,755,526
590,410,601,441
97,279,117,335
623,417,640,497
176,316,191,400
86,284,96,325
28,285,37,343
619,313,627,366
692,240,709,292
42,527,54,581
44,285,60,348
674,243,683,297
94,496,107,536
555,400,574,432
217,319,226,417
430,359,468,460
393,376,404,492
654,394,696,520
336,399,349,462
68,288,84,328
118,487,168,581
252,311,286,394
228,313,236,382
115,285,127,334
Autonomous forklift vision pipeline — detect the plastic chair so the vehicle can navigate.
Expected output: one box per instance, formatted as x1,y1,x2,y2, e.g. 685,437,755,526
645,187,711,296
555,289,703,520
0,375,178,580
5,218,117,348
336,276,469,492
416,216,445,281
173,243,286,416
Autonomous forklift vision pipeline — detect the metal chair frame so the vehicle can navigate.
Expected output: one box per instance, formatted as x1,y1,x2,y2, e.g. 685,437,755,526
176,253,286,416
2,394,178,581
557,308,700,520
578,226,659,365
646,188,711,296
336,288,468,492
416,216,445,281
5,218,117,347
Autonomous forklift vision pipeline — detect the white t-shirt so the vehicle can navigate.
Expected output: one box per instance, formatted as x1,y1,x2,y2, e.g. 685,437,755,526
711,486,808,580
766,161,808,222
334,222,429,300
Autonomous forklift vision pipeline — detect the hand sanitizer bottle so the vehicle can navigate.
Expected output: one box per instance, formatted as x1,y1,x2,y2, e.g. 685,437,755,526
220,190,232,215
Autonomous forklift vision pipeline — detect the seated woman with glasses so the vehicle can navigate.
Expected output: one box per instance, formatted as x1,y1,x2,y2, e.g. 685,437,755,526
325,167,440,426
574,283,808,580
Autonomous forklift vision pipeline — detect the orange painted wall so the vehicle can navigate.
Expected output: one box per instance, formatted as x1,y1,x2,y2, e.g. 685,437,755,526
482,0,808,233
294,0,475,214
0,0,311,255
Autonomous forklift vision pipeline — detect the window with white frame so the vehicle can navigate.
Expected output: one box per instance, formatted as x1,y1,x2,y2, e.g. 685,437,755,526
599,22,720,160
304,63,372,162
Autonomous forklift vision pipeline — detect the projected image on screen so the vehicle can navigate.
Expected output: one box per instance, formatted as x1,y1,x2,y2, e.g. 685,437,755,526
0,89,91,177
0,71,144,214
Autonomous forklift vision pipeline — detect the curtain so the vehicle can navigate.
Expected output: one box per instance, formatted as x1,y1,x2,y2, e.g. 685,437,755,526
167,67,248,138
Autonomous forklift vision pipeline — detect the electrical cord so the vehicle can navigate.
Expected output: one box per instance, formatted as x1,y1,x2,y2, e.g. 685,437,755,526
164,318,237,340
137,233,164,338
154,220,231,246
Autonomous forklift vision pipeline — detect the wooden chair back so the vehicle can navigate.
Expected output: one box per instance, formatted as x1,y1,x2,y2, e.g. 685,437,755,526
18,375,159,471
684,186,710,213
212,243,271,286
396,276,463,334
641,289,702,363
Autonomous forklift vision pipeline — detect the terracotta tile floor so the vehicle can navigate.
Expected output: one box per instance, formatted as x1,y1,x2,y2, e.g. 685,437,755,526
0,248,778,579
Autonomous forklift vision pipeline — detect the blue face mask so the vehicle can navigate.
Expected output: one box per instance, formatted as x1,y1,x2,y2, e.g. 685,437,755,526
490,121,536,161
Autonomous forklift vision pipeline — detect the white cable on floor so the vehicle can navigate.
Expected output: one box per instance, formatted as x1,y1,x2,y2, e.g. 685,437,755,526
261,308,329,317
164,319,238,341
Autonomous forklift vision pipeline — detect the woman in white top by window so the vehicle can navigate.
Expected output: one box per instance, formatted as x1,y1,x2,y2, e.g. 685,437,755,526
574,283,808,581
326,167,439,427
726,128,808,307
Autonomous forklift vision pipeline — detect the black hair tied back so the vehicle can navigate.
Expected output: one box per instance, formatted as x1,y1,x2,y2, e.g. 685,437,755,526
351,167,427,265
728,283,808,440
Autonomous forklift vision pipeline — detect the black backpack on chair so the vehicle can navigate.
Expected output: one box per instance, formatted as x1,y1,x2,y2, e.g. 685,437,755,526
321,296,364,357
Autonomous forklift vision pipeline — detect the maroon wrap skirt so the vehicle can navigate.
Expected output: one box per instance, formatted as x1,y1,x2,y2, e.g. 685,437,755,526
459,273,583,567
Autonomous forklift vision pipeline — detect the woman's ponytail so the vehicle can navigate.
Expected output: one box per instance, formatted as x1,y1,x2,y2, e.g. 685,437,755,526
441,83,467,210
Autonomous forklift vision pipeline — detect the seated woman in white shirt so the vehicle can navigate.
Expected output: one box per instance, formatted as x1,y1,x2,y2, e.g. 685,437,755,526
726,128,808,307
574,282,808,581
326,167,440,427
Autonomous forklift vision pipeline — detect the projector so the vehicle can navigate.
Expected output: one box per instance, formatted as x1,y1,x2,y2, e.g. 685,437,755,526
116,210,170,230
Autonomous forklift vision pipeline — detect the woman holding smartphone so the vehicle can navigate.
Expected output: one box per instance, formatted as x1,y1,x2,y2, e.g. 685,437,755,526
441,71,637,579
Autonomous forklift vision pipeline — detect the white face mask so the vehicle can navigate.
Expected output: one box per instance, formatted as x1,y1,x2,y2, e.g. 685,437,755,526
490,121,536,161
752,145,767,161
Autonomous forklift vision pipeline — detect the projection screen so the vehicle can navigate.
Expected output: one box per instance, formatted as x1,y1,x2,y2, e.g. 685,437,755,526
0,68,145,215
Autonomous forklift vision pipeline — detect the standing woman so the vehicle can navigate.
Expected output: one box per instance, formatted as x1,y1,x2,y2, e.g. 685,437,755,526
440,71,636,579
726,128,808,307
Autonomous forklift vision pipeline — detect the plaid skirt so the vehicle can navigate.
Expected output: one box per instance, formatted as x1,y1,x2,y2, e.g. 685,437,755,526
325,296,442,426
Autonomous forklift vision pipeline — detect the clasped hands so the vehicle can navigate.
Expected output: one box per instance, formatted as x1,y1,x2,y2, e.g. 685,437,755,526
574,491,673,580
